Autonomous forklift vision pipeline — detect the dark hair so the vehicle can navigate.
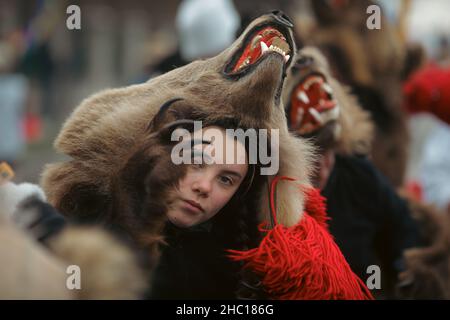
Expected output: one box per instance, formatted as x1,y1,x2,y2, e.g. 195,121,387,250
121,116,268,299
213,169,267,299
199,118,268,299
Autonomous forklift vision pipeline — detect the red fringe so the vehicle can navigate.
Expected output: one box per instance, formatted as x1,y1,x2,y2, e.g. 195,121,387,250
228,178,373,300
302,187,330,229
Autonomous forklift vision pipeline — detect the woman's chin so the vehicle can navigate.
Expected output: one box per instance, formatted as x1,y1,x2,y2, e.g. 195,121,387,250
167,210,200,228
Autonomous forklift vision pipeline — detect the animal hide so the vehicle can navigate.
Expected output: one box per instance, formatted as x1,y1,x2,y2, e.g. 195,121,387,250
41,12,315,228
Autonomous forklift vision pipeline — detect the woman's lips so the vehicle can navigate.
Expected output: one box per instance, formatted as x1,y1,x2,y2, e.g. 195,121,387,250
182,199,204,213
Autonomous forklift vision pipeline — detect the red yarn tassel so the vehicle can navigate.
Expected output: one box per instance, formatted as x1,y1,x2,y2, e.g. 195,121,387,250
228,176,373,300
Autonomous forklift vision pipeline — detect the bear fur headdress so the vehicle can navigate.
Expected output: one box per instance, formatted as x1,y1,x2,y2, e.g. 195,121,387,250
303,0,408,187
41,12,314,229
282,46,374,156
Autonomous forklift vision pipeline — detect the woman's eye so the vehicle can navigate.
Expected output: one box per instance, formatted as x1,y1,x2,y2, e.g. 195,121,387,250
219,175,233,186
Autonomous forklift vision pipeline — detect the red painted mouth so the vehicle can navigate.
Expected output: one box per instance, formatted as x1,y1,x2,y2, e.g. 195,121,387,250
225,23,293,76
290,73,339,134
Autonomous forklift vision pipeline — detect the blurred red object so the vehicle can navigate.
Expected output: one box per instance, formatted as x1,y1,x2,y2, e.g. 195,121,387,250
22,113,43,143
403,64,450,124
405,180,423,202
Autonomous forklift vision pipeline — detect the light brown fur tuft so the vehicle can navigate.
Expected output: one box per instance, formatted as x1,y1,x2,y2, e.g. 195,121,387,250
48,226,147,299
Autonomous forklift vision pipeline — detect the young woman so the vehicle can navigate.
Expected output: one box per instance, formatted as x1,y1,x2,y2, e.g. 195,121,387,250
149,123,264,299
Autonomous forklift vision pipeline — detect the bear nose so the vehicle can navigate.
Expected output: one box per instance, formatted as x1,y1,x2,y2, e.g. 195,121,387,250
270,10,294,28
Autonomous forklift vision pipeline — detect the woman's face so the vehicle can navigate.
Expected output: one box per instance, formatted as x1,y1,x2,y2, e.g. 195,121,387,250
167,126,248,228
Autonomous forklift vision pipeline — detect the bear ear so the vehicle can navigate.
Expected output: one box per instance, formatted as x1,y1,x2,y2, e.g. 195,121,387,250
147,98,184,132
155,119,197,144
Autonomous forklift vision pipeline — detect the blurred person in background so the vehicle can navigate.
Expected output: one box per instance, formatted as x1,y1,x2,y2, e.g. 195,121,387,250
303,0,410,189
148,0,240,77
284,47,422,298
0,38,28,168
403,62,450,213
436,36,450,65
16,1,59,142
420,121,450,214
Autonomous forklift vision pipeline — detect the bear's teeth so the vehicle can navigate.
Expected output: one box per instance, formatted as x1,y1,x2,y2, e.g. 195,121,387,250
260,41,269,54
259,42,290,63
268,45,287,58
296,107,304,125
309,108,325,124
322,83,333,94
238,57,250,70
321,105,340,123
330,105,340,117
252,35,263,50
297,91,310,104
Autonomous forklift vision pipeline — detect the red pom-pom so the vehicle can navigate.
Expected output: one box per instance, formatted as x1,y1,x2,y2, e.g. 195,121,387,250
228,177,373,300
303,187,329,229
403,64,450,125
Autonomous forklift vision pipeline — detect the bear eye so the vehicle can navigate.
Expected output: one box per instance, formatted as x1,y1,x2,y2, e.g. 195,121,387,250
292,56,314,71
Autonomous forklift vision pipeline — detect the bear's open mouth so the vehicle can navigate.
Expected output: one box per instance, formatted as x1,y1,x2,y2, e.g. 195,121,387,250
289,72,339,134
224,23,292,76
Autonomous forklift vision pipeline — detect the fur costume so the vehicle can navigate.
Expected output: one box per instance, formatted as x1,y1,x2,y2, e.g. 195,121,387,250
396,192,450,299
282,46,374,156
282,48,422,298
282,47,449,299
0,177,146,299
303,0,409,187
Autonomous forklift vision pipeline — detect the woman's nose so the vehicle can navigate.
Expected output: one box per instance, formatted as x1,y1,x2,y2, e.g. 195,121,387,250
192,177,212,196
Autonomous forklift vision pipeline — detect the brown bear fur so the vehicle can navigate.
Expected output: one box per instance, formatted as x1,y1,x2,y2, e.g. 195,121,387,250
41,13,315,229
0,197,146,299
0,216,72,299
396,193,450,299
48,226,147,299
301,0,409,187
283,46,374,156
0,224,146,299
309,0,406,89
